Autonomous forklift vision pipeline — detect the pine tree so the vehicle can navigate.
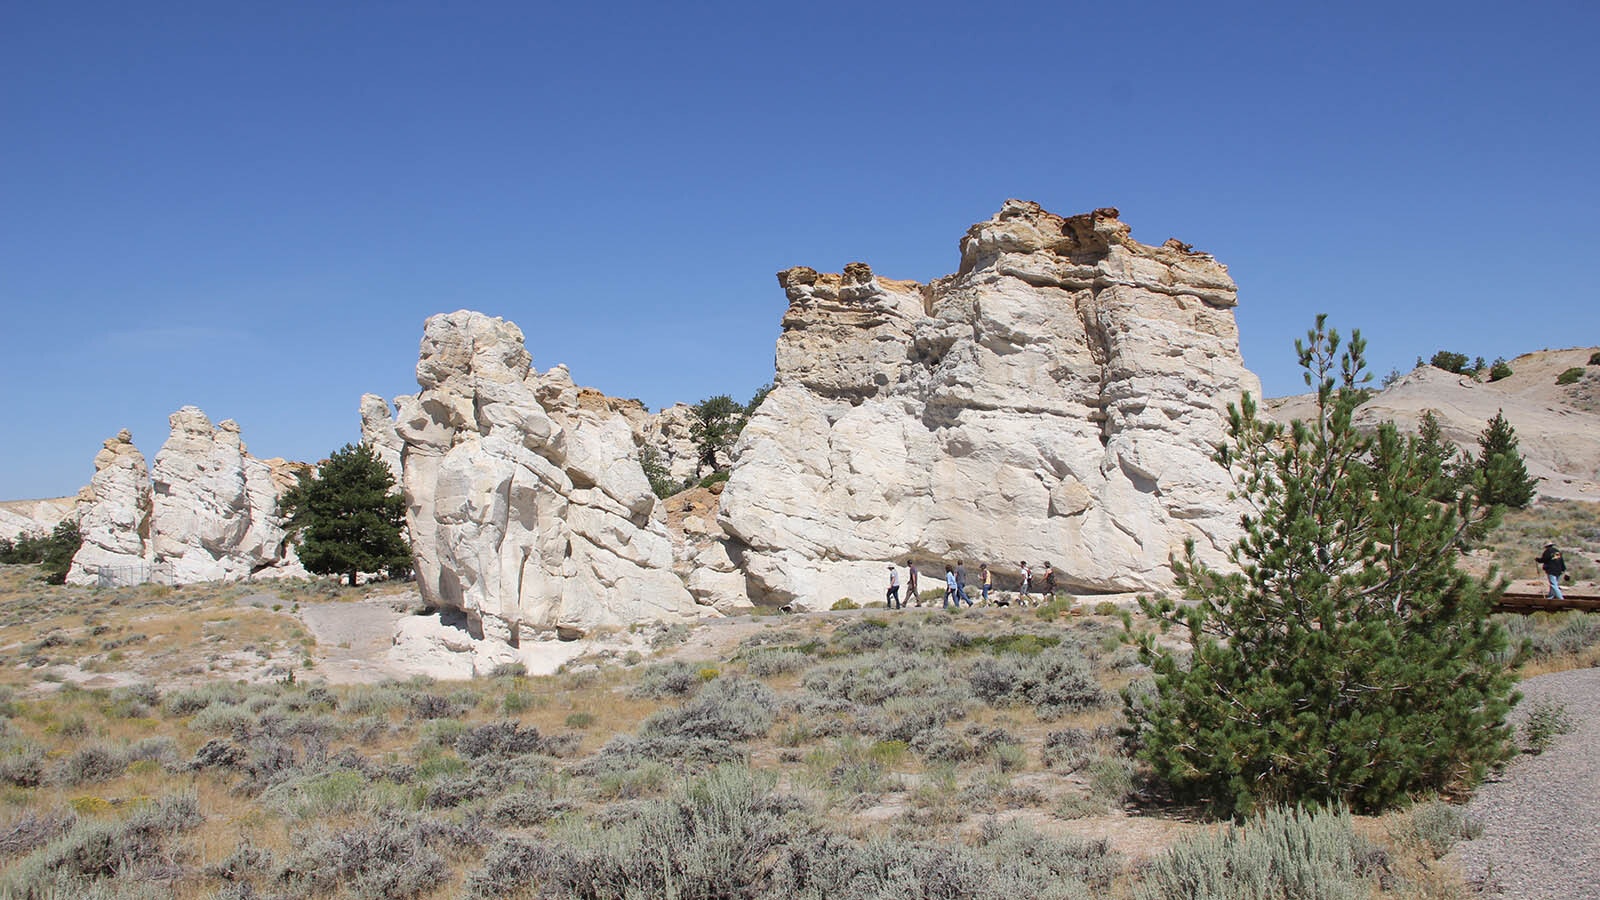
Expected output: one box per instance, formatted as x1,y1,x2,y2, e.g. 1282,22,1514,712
1127,316,1517,817
1414,410,1462,503
1473,410,1538,509
689,394,748,474
280,442,411,587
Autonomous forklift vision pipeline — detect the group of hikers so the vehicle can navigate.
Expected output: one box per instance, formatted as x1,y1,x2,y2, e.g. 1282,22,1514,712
884,560,1058,610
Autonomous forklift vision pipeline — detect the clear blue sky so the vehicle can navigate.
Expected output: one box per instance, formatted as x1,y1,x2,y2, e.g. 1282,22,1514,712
3,1,1596,500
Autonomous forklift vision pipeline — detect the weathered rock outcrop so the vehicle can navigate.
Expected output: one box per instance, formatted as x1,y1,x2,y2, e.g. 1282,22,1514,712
394,310,704,643
148,408,304,582
713,201,1261,608
66,410,306,585
359,393,407,484
642,403,702,485
65,431,152,586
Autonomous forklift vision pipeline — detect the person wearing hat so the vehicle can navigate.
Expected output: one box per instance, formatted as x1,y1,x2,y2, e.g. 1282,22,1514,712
1537,542,1567,600
886,564,902,609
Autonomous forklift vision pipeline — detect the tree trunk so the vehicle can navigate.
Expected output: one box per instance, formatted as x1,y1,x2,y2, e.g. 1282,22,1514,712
348,570,358,587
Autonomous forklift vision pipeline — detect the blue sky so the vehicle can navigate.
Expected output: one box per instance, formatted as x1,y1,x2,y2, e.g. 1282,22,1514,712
3,0,1596,500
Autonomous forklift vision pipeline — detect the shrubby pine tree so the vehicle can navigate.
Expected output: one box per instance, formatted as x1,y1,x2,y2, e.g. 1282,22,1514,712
1472,410,1538,509
690,394,749,474
1127,316,1517,816
1429,350,1469,374
280,442,411,587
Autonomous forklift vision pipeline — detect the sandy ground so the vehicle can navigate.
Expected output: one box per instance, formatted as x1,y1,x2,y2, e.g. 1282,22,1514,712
295,595,412,684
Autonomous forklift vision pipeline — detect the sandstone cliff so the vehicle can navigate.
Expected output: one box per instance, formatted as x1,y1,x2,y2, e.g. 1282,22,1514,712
712,201,1261,609
66,410,306,585
393,310,705,643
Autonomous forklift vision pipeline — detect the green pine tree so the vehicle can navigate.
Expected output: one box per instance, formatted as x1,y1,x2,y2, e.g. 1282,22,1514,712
689,394,748,474
1414,410,1462,503
1472,409,1538,509
1126,316,1517,817
280,442,411,587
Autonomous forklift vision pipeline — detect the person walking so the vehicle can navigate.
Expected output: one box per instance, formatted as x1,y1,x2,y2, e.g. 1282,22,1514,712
1042,562,1057,601
1537,542,1567,601
943,565,958,609
954,561,972,607
906,560,919,607
980,563,992,604
886,565,902,609
1019,561,1031,606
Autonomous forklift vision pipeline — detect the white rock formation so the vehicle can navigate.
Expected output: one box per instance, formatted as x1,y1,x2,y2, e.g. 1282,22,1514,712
148,407,306,582
713,201,1261,609
642,403,702,485
395,310,705,643
65,431,153,586
359,392,407,484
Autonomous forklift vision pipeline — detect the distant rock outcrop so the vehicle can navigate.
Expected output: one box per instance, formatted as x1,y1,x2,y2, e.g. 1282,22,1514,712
393,310,705,643
66,410,306,585
1267,347,1600,501
642,403,702,485
0,497,76,543
711,201,1261,609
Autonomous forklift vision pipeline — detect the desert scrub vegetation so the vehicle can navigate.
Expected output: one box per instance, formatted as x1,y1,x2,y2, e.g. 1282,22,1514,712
1134,804,1390,900
0,567,1538,897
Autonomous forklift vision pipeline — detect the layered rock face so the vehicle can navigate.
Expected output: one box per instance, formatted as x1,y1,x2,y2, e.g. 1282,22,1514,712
394,310,703,642
715,201,1261,608
65,431,153,586
66,410,306,585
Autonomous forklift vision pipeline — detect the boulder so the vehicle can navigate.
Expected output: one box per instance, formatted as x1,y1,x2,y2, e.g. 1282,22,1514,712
395,310,706,643
715,201,1261,608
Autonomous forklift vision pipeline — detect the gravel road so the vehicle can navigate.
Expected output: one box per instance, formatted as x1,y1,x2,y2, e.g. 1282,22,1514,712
1454,667,1600,899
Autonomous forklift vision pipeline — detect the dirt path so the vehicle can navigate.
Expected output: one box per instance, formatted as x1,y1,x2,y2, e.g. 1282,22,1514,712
1452,667,1600,899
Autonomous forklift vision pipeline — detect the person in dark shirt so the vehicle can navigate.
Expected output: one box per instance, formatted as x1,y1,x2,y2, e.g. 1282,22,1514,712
954,562,972,607
1537,542,1567,600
